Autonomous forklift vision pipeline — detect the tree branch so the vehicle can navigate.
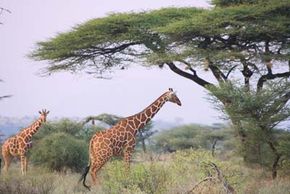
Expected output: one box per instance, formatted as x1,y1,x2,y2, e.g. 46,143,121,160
208,60,227,82
187,162,235,194
166,62,215,89
257,71,290,92
0,7,11,25
267,140,281,179
225,65,238,79
0,95,12,100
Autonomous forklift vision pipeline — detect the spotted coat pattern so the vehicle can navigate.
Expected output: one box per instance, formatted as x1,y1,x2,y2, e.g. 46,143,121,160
1,109,49,175
83,89,181,187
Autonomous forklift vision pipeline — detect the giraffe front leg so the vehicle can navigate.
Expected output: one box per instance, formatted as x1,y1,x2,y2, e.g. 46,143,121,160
20,155,27,175
124,151,131,172
124,147,135,172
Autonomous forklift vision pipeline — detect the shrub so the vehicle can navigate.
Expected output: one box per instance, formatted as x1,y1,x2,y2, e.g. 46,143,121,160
152,124,233,153
101,160,172,194
30,132,88,172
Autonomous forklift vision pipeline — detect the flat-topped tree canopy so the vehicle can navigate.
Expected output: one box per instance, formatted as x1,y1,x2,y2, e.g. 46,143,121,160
30,7,204,75
30,0,289,87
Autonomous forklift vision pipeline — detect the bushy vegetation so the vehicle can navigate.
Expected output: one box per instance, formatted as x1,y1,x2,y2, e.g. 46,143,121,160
30,132,88,172
152,124,235,155
26,119,100,172
33,118,102,142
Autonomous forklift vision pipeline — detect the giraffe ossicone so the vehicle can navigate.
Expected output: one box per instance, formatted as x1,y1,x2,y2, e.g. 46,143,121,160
79,88,181,190
1,109,49,175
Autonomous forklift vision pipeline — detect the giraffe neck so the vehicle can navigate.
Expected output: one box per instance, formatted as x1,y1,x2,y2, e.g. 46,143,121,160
131,92,168,130
18,117,44,141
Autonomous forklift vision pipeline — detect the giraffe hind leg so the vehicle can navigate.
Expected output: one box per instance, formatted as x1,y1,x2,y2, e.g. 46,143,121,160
24,157,28,173
2,149,12,173
90,160,107,186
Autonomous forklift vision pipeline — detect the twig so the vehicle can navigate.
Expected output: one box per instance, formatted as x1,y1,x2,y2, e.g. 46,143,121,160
187,162,235,194
187,177,215,193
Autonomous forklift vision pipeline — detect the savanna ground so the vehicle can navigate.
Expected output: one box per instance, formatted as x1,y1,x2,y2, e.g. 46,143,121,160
1,150,290,194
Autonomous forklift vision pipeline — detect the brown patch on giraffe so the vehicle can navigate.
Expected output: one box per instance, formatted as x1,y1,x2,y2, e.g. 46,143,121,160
140,114,147,122
104,138,110,144
133,118,140,127
128,120,135,128
120,119,128,126
151,105,158,113
145,109,151,117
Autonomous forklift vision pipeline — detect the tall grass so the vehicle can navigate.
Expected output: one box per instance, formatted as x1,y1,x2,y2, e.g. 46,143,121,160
1,150,290,194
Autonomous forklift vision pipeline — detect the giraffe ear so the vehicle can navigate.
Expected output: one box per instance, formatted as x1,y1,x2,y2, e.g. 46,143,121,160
47,111,50,114
39,111,41,114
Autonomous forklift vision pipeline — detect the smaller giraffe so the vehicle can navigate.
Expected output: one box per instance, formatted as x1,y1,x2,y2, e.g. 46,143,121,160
79,88,181,190
1,109,49,175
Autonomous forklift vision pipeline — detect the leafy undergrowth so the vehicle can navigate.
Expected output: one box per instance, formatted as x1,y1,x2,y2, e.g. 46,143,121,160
1,150,290,194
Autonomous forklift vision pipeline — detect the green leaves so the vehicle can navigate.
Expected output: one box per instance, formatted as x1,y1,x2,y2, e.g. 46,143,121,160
30,8,205,75
30,132,88,172
30,0,290,77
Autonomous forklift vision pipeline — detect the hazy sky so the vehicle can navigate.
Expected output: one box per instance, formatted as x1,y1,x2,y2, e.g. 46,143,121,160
0,0,222,125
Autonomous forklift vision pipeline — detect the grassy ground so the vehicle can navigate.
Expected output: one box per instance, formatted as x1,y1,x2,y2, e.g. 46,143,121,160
1,150,290,194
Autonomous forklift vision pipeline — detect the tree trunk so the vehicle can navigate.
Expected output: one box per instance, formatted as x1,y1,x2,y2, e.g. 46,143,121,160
211,139,218,157
139,132,147,153
272,154,281,179
267,140,281,179
141,139,147,153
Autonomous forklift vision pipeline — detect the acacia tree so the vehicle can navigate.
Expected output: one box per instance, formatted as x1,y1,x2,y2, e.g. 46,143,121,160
30,0,290,178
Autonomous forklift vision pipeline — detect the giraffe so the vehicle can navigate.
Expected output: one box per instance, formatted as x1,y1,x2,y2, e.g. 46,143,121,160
79,88,181,190
1,109,49,175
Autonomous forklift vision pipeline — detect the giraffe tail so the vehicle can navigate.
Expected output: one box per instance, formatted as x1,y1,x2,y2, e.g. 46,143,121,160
79,162,91,190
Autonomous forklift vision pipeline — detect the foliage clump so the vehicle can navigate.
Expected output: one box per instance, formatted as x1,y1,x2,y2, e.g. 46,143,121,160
152,124,234,155
30,132,88,172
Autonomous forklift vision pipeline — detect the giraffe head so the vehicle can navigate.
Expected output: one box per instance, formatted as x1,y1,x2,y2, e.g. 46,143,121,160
38,109,50,122
166,88,182,106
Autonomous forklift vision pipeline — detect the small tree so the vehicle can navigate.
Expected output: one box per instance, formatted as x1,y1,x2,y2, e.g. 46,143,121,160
82,113,121,126
136,121,156,153
153,124,231,153
209,81,290,178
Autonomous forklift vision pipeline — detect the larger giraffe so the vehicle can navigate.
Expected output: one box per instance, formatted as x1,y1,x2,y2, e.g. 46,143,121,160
1,109,49,175
80,88,181,190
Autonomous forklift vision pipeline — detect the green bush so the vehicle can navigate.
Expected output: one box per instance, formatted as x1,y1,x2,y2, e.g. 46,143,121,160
30,132,88,172
34,119,84,140
101,160,173,194
152,124,233,153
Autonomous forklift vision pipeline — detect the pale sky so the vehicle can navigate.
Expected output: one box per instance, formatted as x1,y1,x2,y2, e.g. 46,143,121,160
0,0,222,125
